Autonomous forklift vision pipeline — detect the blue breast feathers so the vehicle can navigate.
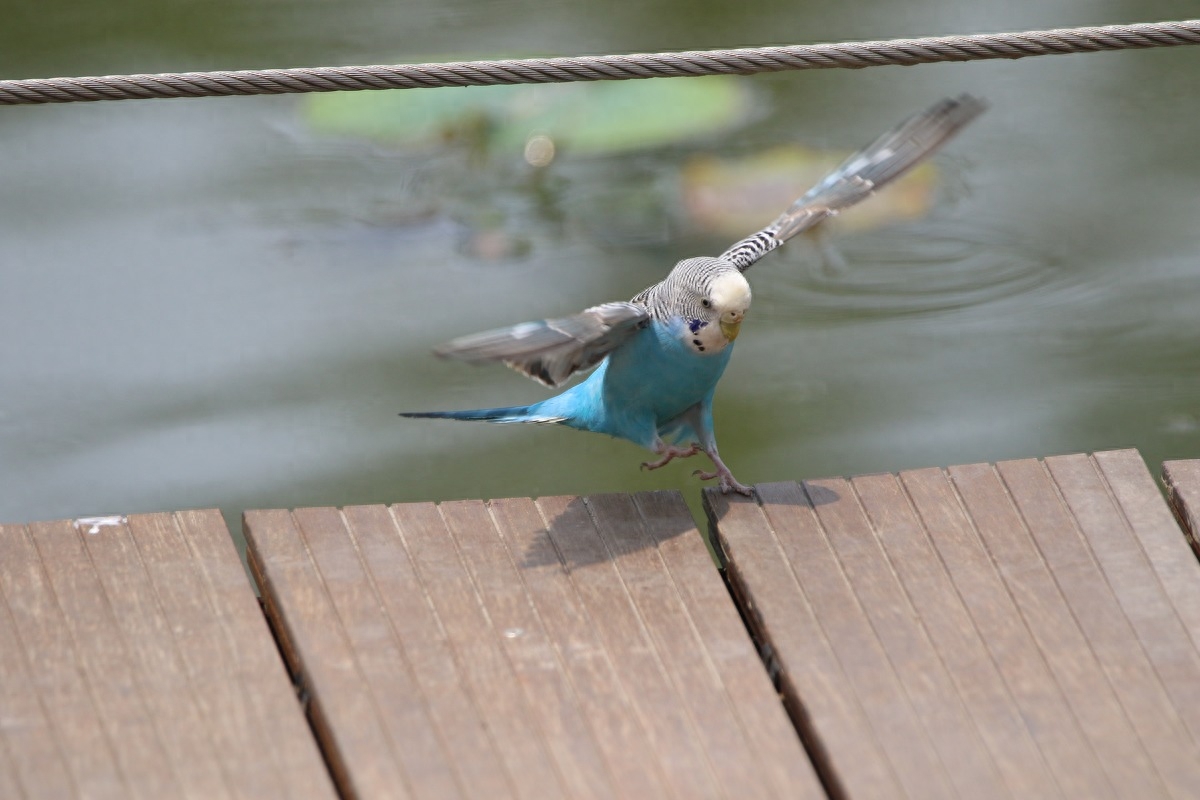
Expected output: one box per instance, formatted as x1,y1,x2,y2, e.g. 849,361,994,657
529,316,732,449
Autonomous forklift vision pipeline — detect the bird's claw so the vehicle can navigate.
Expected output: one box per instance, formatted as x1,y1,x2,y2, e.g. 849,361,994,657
641,444,701,471
691,469,754,496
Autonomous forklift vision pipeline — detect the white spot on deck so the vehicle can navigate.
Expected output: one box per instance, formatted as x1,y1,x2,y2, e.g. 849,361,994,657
73,515,128,535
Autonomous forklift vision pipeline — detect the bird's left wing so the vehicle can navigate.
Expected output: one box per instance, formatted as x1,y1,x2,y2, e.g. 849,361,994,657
432,301,649,388
720,93,986,272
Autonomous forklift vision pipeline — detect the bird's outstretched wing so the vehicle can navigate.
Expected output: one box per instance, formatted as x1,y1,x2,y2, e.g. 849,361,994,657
720,93,987,271
432,301,649,388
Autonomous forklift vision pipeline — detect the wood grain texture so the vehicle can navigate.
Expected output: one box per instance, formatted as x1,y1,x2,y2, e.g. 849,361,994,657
490,496,669,800
635,490,823,799
248,492,818,800
998,458,1200,798
0,523,101,800
537,495,720,800
440,498,614,800
27,518,181,800
298,506,463,800
759,480,957,800
1098,451,1200,652
586,492,777,799
0,511,335,800
395,501,566,800
809,476,1007,800
77,514,230,800
1046,454,1200,746
953,461,1162,796
171,509,335,799
850,472,1057,799
706,488,905,800
344,504,513,799
246,507,421,800
711,449,1199,800
907,466,1114,797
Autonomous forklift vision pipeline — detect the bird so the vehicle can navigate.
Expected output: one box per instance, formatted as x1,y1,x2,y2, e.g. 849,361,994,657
403,94,986,495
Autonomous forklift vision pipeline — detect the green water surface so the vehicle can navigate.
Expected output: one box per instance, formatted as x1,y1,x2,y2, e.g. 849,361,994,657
3,0,1200,535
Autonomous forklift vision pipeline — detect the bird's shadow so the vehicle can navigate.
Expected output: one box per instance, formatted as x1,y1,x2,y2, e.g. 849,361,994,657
517,492,690,570
518,482,840,570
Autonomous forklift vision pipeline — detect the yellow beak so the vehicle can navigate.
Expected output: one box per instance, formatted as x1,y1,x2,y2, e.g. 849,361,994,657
720,318,742,342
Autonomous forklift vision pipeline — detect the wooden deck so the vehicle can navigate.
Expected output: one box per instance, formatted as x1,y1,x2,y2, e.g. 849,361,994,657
4,448,1200,798
708,450,1200,800
0,511,335,800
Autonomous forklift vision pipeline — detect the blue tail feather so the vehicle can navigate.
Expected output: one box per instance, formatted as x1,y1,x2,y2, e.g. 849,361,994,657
400,405,566,424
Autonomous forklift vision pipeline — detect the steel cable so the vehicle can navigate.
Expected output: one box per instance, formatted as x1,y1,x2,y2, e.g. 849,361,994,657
2,19,1198,105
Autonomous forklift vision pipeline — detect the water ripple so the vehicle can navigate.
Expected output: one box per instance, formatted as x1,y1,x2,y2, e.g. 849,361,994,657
760,220,1061,322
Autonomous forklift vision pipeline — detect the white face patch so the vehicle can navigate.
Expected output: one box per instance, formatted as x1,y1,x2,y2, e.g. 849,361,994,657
709,271,752,314
683,270,752,355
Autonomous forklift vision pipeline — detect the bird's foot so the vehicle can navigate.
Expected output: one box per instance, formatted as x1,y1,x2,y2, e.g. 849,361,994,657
641,443,702,471
692,467,754,497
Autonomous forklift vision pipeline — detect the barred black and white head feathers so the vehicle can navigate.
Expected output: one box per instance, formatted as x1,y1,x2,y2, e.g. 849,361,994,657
634,257,751,355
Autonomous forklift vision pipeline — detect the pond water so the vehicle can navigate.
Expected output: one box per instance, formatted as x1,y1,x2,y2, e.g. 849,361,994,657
3,0,1200,538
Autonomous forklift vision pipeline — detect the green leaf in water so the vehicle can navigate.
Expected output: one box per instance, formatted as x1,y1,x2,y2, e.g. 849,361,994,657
304,75,754,158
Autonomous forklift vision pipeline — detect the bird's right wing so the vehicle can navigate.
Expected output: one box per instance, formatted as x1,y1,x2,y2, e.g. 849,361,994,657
720,93,987,271
432,301,649,388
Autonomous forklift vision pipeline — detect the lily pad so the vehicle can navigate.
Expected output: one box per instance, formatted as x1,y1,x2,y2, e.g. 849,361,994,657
305,74,753,158
681,145,940,237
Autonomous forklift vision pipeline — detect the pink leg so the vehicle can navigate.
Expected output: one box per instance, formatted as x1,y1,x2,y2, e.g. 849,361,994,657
693,450,753,496
641,442,701,471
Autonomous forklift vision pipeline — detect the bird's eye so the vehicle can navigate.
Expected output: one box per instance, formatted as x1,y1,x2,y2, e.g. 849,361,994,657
700,298,712,309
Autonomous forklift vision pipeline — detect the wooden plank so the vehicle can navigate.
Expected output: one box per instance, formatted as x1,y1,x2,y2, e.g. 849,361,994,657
0,526,82,800
634,490,823,800
998,458,1200,799
391,502,566,800
536,495,721,800
952,462,1164,796
293,507,464,799
488,496,670,800
76,515,231,800
755,481,957,800
713,450,1200,800
850,472,1059,798
706,489,905,799
251,493,818,800
1099,451,1200,650
245,508,421,799
342,504,513,799
147,510,335,800
1045,454,1200,745
901,467,1116,799
250,501,564,800
804,476,1008,800
570,493,780,800
439,499,615,800
1,512,334,800
26,519,185,800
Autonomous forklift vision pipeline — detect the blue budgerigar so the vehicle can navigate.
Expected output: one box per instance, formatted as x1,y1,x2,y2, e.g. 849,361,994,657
404,95,986,494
